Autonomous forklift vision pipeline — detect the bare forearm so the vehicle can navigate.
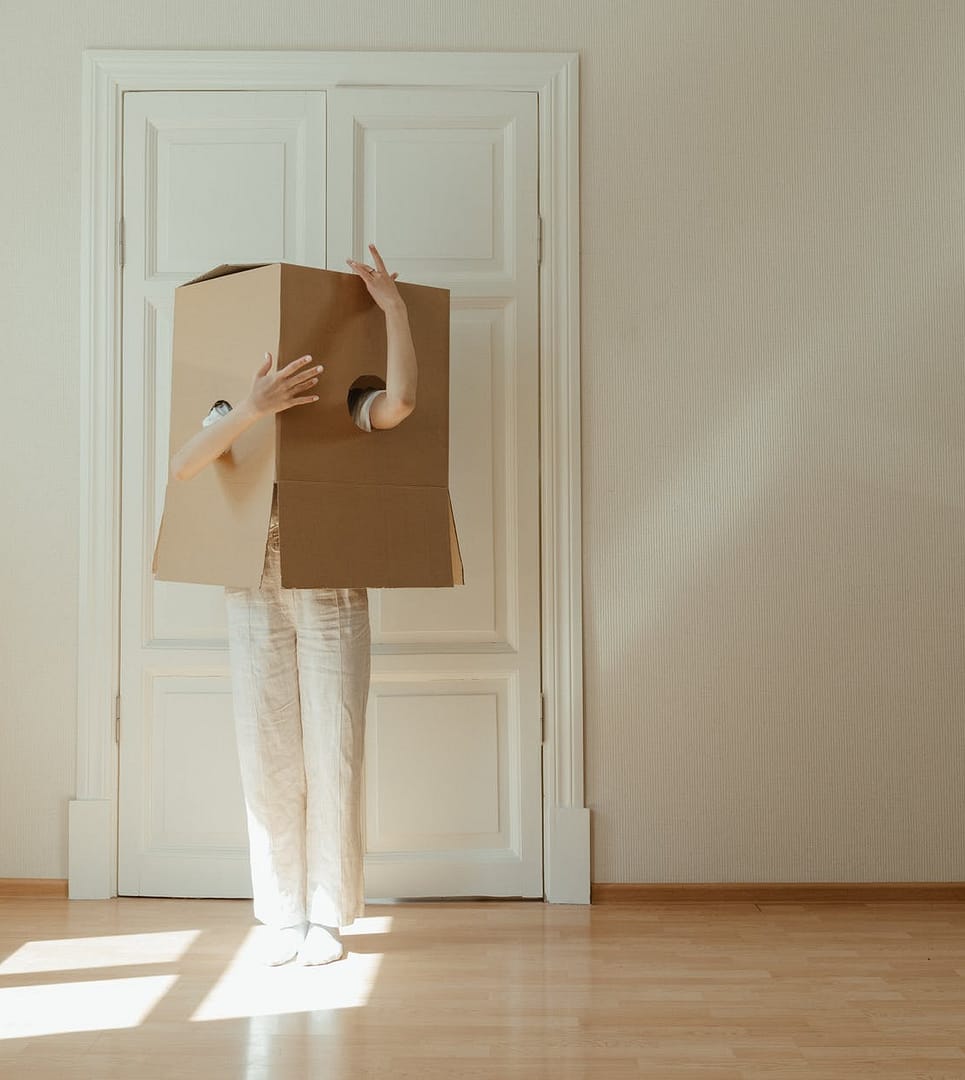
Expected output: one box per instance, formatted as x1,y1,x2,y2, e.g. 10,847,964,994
169,398,262,481
382,300,417,412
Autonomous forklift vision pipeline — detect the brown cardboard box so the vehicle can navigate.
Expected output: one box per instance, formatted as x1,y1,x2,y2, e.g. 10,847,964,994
151,262,464,589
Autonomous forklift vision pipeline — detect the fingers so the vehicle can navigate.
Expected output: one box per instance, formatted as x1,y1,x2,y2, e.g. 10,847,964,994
277,356,323,409
287,360,323,381
280,353,316,375
347,245,393,276
269,380,321,412
345,257,403,293
288,372,320,393
256,352,273,377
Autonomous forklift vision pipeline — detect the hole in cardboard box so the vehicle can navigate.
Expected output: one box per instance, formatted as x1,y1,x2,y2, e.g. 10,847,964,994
347,375,387,426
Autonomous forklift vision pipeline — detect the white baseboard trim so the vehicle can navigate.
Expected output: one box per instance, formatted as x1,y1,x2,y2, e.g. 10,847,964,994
545,805,590,904
68,800,113,899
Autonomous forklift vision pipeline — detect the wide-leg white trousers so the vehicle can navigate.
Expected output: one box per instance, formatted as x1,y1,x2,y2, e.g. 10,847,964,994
224,507,371,930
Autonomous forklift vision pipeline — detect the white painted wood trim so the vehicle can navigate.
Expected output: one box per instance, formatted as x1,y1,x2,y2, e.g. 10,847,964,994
76,49,586,903
536,55,591,904
68,799,114,899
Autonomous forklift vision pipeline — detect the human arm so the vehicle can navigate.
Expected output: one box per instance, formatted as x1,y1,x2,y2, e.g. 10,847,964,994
168,351,321,481
346,243,417,430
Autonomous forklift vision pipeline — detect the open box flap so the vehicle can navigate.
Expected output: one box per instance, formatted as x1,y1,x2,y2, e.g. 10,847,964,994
181,262,275,288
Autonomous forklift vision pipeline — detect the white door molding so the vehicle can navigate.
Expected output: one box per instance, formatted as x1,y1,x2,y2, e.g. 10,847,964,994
74,49,587,904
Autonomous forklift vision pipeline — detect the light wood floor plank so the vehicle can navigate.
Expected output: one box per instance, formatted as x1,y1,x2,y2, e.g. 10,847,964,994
0,898,963,1078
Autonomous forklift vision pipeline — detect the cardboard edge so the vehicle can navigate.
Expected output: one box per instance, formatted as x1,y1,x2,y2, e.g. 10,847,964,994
151,500,166,576
180,262,275,288
448,492,465,585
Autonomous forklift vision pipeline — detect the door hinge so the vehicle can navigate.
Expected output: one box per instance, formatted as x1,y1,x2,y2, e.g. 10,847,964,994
117,218,125,269
115,693,121,742
537,215,543,266
540,692,545,743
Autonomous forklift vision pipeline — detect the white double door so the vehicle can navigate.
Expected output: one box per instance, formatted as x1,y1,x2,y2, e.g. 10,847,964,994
117,87,543,904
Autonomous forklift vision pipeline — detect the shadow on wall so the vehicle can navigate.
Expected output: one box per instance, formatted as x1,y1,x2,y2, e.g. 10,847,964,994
585,1,965,883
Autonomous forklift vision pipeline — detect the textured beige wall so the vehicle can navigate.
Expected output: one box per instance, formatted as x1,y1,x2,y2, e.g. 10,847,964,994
1,1,962,883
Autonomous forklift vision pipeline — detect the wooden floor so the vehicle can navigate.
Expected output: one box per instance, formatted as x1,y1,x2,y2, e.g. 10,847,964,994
1,897,964,1079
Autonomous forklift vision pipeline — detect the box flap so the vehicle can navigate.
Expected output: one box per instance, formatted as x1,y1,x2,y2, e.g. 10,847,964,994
153,474,273,587
277,480,462,588
181,262,276,288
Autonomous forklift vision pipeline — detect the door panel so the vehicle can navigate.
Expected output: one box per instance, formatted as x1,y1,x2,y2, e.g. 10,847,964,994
119,90,326,896
327,89,542,898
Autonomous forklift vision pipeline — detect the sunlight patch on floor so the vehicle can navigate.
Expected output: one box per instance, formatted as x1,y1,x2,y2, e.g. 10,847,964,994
190,916,394,1021
0,976,180,1039
0,930,202,975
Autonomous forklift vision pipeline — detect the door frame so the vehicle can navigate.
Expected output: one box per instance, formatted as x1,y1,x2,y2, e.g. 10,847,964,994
73,49,587,904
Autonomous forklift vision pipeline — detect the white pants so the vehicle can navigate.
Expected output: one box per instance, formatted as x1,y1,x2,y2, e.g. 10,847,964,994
224,501,371,930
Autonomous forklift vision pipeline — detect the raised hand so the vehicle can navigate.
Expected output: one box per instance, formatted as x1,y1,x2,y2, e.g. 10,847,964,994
346,243,403,311
245,352,324,418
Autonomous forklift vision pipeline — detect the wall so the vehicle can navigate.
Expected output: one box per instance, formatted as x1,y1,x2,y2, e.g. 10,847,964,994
1,0,962,883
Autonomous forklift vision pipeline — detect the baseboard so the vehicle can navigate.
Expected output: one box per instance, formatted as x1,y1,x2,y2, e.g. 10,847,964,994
592,882,965,903
0,878,69,899
546,805,591,904
68,798,114,899
4,879,962,903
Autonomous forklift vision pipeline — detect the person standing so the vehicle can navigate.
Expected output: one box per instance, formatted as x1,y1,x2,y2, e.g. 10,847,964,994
168,245,416,965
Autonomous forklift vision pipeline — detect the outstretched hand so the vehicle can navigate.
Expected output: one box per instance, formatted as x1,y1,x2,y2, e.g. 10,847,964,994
346,243,403,311
246,352,323,417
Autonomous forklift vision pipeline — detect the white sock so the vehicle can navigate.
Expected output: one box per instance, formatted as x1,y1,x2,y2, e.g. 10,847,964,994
261,921,308,966
297,923,344,965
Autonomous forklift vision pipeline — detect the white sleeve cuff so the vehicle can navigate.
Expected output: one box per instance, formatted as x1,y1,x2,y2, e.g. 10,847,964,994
202,401,233,427
353,388,386,432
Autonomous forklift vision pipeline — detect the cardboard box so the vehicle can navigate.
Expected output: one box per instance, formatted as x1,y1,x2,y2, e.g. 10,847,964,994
152,262,464,589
